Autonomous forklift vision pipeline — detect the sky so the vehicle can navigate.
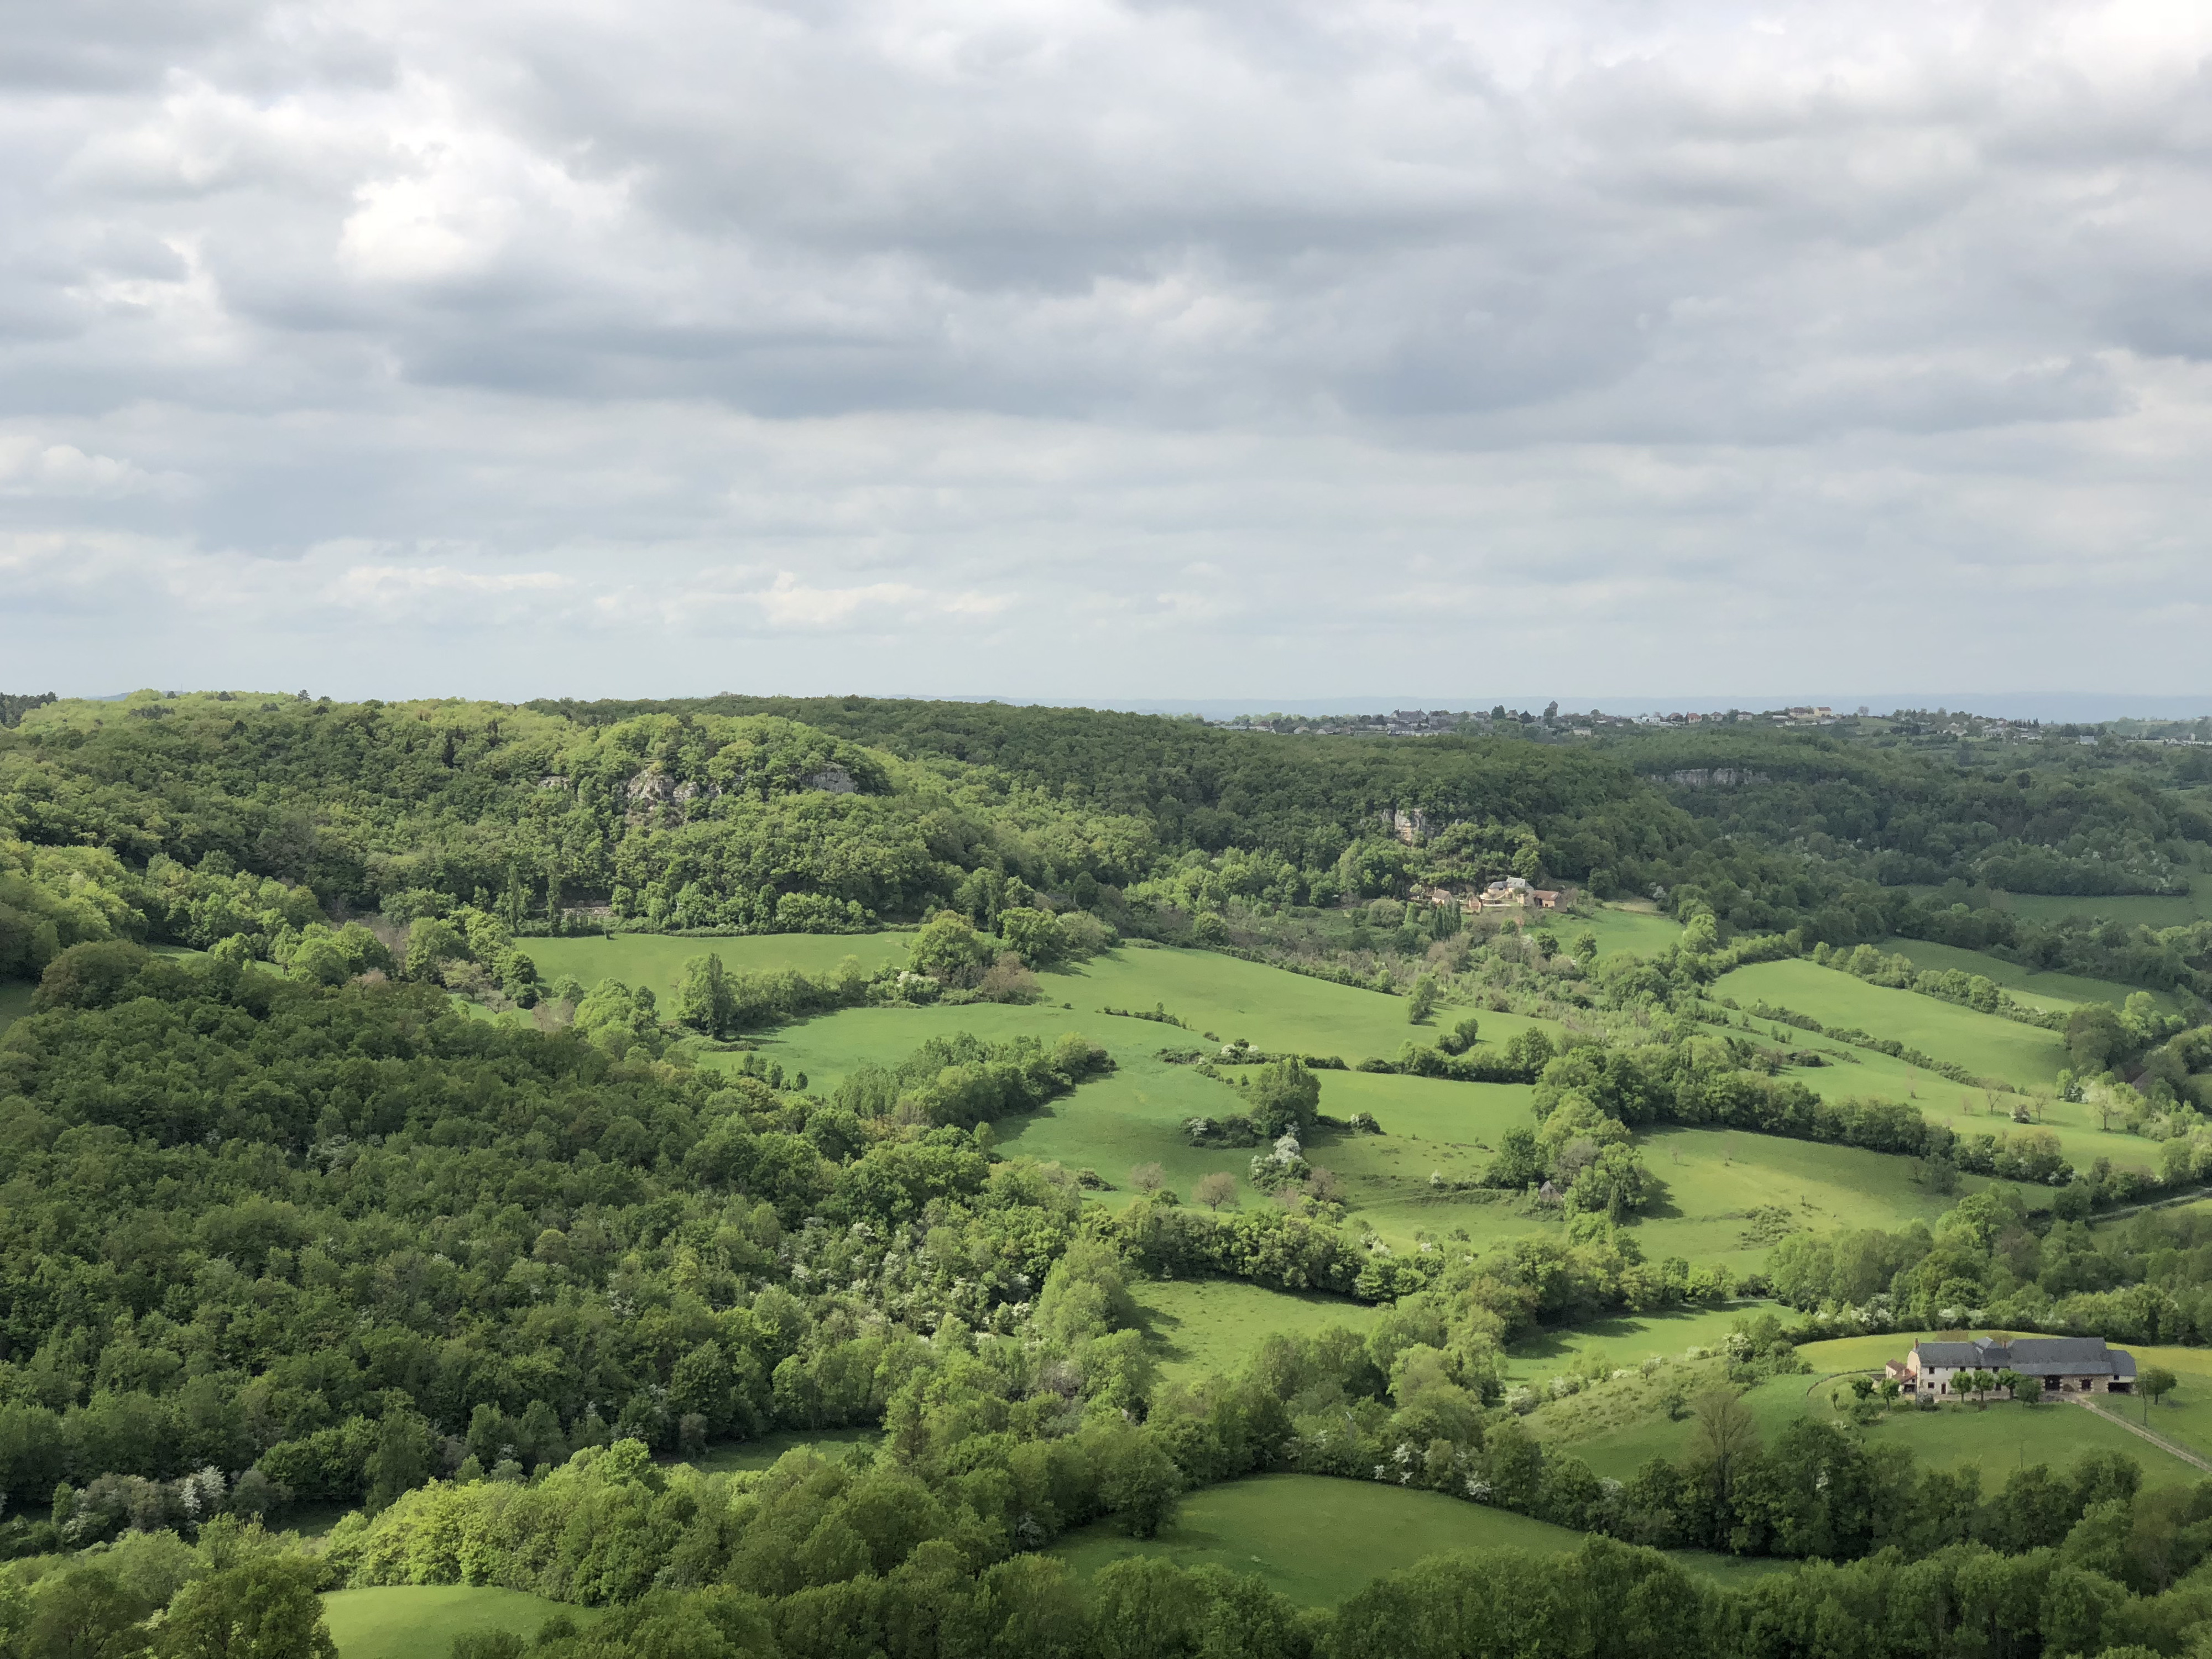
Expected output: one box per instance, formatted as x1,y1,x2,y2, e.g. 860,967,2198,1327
3,0,2209,707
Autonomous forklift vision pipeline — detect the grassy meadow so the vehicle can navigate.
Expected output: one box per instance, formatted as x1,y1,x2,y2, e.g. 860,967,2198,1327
0,979,32,1035
526,930,915,1001
1875,937,2171,1013
322,1586,598,1659
1541,1345,2204,1489
1049,1473,1786,1602
1715,958,2069,1089
1994,880,2212,930
1499,1302,1772,1387
1131,1279,1383,1384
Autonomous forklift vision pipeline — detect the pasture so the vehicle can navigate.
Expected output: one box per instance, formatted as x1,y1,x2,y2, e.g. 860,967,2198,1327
1995,880,2211,930
1715,959,2069,1089
1552,1358,2203,1488
1051,1473,1783,1601
2085,1344,2212,1464
1875,937,2168,1013
1500,1301,1771,1387
1131,1279,1382,1383
0,980,31,1035
1038,944,1561,1065
526,930,914,1001
322,1586,596,1659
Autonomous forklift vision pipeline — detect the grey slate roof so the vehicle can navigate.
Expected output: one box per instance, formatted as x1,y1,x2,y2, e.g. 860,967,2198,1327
1913,1337,2133,1377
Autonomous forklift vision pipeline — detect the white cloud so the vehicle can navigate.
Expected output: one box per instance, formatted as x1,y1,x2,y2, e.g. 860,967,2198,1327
0,0,2205,700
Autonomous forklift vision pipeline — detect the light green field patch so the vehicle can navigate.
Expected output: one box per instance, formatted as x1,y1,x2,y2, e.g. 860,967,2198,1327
322,1586,598,1659
1995,881,2211,930
1560,1363,2202,1488
1875,937,2168,1014
1630,1128,2017,1274
1131,1279,1383,1384
524,931,915,1003
1715,959,2068,1088
1048,1473,1777,1603
1037,947,1560,1068
1704,1009,2155,1173
2089,1344,2212,1464
674,1427,879,1473
1569,905,1684,957
1501,1302,1776,1386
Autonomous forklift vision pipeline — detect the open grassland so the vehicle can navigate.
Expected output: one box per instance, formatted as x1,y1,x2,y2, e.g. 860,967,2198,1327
0,980,32,1035
1715,958,2069,1088
1048,1473,1781,1602
1630,1128,2023,1274
1131,1279,1382,1384
1040,945,1560,1064
1572,904,1683,957
1876,937,2169,1013
1703,1006,2157,1173
645,942,2068,1266
1995,880,2212,929
526,930,914,1000
1550,1357,2203,1488
1501,1302,1773,1386
322,1587,598,1659
2085,1344,2212,1464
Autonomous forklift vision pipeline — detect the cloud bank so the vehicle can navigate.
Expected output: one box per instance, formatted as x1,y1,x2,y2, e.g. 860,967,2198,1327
2,0,2208,700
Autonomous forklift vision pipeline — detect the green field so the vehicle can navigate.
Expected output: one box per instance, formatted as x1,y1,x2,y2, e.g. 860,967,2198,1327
2090,1344,2212,1464
1501,1302,1773,1386
674,1427,879,1473
0,980,32,1036
1573,904,1684,957
1039,945,1560,1065
525,930,915,1000
738,944,1561,1249
322,1586,597,1659
1132,1279,1383,1384
1875,937,2167,1013
1715,959,2068,1089
1994,880,2212,930
1048,1473,1782,1601
1556,1353,2204,1488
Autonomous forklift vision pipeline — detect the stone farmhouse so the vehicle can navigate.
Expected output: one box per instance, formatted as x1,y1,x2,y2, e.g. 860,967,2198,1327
1888,1335,2136,1398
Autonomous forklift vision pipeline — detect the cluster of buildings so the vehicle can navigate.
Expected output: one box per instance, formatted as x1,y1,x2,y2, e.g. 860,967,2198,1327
1420,876,1568,912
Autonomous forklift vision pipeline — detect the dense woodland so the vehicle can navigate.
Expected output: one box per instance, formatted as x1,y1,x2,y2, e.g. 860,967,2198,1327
3,691,2212,1659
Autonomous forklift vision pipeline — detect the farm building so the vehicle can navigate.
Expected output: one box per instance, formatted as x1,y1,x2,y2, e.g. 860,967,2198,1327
1888,1335,2136,1397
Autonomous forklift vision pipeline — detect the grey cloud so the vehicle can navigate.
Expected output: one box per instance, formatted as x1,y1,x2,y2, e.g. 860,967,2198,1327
0,0,2206,697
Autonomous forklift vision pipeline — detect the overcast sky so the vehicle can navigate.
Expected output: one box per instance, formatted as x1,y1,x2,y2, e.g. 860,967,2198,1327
3,0,2208,706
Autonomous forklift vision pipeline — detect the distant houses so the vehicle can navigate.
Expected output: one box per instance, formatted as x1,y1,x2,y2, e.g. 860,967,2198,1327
1887,1335,2137,1398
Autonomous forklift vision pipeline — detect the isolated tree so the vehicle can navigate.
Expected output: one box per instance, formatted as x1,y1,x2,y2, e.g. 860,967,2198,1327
1193,1172,1237,1212
2141,1366,2178,1422
1246,1057,1321,1140
1691,1390,1761,1507
1129,1162,1165,1194
676,952,735,1036
1407,974,1439,1024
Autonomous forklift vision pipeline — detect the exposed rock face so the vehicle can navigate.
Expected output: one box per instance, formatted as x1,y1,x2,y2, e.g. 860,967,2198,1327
800,765,858,795
1379,806,1430,843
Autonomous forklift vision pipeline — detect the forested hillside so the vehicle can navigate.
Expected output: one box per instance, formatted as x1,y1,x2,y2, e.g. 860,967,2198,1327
5,691,2212,1659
